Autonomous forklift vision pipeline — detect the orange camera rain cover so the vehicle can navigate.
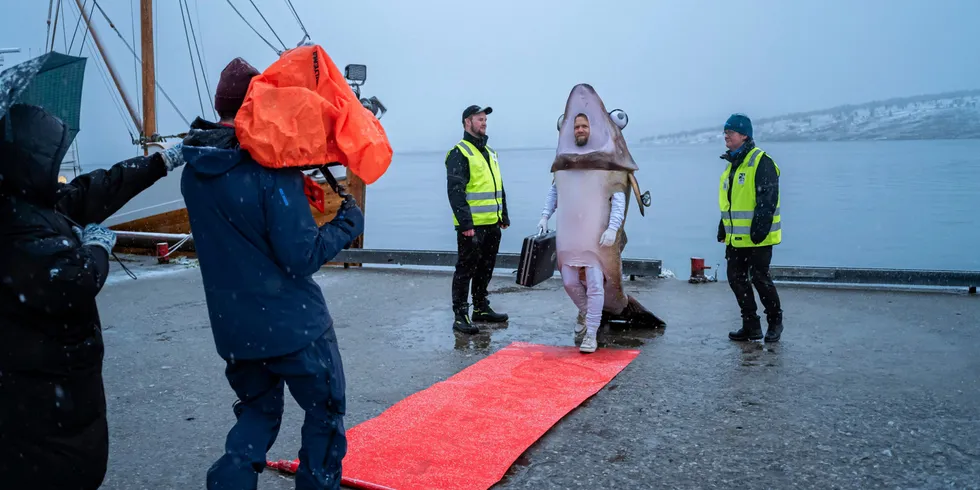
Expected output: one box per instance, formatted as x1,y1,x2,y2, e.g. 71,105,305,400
234,44,392,185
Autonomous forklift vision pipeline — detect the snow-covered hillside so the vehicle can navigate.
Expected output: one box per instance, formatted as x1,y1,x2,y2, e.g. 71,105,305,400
640,91,980,145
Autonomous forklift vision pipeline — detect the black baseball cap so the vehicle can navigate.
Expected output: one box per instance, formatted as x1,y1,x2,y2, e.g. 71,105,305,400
462,105,492,122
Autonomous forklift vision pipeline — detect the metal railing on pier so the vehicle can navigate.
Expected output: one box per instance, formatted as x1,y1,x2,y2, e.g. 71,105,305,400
113,231,978,294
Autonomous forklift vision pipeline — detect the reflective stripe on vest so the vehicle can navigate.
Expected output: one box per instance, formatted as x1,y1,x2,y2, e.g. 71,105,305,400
719,147,782,248
449,140,504,226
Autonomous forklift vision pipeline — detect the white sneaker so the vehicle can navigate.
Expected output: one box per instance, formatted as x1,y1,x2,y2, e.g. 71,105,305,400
579,331,597,353
574,322,586,344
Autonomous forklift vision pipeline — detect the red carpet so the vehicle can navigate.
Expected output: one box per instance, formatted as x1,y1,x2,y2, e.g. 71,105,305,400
269,341,639,489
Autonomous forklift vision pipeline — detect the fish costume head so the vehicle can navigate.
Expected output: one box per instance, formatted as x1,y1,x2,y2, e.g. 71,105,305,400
552,83,636,173
552,84,649,214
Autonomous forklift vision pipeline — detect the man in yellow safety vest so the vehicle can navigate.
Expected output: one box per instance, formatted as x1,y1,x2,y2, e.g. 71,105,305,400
445,105,510,334
718,113,783,343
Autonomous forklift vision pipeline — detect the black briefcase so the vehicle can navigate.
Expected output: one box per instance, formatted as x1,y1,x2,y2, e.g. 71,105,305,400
516,231,557,287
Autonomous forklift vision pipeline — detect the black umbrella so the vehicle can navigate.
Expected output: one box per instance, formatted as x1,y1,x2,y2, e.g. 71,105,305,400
0,51,87,147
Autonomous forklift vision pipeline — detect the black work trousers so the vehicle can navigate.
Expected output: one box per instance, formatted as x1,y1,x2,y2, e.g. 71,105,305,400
726,245,782,325
452,224,502,312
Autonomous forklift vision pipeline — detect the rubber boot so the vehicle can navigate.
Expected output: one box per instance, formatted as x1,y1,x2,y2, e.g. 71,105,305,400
472,304,508,323
765,313,783,343
729,316,763,341
452,308,479,334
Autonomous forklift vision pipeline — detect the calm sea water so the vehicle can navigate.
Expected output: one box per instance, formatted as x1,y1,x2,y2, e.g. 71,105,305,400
100,140,979,276
362,140,980,275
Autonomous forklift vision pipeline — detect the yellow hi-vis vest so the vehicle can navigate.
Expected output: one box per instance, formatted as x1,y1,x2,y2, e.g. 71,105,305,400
447,139,504,226
719,146,781,247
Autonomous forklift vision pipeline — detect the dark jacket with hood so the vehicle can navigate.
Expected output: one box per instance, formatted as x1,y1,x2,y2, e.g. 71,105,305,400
180,117,363,361
445,131,509,231
0,104,168,489
717,139,779,245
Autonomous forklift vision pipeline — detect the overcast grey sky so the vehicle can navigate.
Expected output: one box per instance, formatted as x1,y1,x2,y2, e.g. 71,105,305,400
3,0,979,165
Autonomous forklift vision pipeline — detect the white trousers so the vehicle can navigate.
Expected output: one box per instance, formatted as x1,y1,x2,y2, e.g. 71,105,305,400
560,264,604,334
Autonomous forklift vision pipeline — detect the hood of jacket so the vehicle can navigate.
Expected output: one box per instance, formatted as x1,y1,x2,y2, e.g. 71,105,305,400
181,117,247,178
720,138,757,166
0,104,71,207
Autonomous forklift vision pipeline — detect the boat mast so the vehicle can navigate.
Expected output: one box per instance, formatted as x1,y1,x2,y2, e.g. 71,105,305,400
140,0,156,155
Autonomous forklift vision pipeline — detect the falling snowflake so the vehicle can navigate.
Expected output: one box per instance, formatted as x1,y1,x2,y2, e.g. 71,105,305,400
54,384,65,408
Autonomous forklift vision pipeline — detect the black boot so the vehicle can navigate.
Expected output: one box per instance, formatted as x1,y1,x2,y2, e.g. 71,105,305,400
764,311,783,342
452,308,479,334
729,316,763,341
472,304,508,323
764,323,783,342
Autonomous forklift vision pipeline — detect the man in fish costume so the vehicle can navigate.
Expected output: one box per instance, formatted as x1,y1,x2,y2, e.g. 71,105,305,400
538,84,665,353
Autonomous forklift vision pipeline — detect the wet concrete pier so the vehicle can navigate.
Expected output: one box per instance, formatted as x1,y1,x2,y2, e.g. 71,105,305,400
95,257,980,489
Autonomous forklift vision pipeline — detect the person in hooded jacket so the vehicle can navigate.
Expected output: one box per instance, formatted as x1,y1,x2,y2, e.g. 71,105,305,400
0,103,185,489
180,57,364,490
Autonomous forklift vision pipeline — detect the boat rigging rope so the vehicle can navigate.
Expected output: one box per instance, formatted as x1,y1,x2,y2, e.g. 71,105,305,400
67,0,89,55
130,0,140,117
51,0,63,53
46,0,55,50
89,0,191,126
247,0,287,52
192,0,213,107
163,233,193,258
46,0,64,53
89,45,138,135
59,0,70,52
224,0,284,55
182,0,216,120
75,1,94,57
178,0,207,118
283,0,310,43
64,0,136,135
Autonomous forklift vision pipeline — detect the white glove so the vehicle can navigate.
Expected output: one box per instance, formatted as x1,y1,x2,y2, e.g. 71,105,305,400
160,143,186,171
599,228,617,247
80,223,117,255
537,216,549,234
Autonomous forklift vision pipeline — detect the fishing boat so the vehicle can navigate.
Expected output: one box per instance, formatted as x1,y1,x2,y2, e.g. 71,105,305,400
28,0,387,256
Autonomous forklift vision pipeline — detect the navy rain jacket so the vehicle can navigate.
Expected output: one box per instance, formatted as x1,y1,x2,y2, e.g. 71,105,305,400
180,118,363,360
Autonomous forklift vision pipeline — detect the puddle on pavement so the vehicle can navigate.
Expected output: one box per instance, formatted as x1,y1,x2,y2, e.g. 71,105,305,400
454,331,494,352
383,303,667,355
491,285,550,295
596,322,666,349
735,340,782,368
495,440,556,487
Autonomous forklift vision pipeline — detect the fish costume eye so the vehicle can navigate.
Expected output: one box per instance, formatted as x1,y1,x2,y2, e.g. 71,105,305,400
608,109,628,130
556,114,565,131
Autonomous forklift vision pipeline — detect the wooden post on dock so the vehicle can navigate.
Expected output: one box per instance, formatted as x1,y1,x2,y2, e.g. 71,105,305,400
344,168,366,267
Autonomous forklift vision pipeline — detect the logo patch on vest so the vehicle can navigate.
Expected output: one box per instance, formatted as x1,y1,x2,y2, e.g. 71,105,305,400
737,172,746,185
